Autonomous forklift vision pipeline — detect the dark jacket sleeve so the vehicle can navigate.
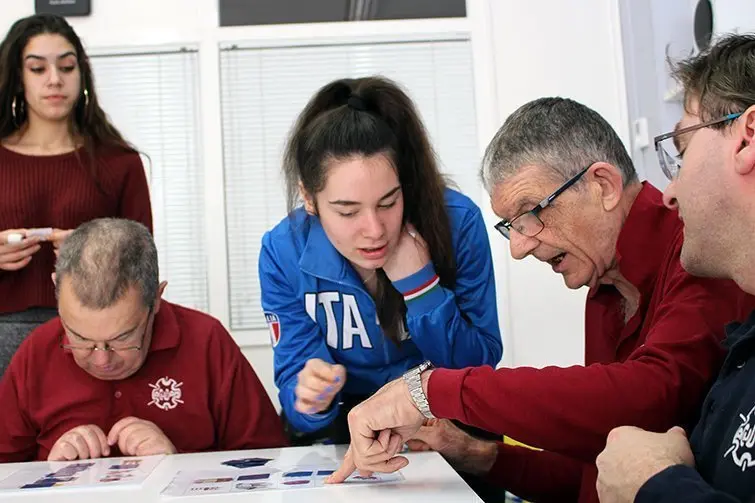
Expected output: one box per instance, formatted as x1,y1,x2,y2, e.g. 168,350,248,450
636,465,742,503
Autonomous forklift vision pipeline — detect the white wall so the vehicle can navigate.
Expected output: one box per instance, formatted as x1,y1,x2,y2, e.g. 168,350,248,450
619,0,690,190
709,0,755,36
619,0,755,191
483,0,629,368
1,0,631,405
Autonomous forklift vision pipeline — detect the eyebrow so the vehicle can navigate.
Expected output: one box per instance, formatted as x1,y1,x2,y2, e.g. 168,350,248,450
509,198,540,219
64,322,139,343
24,51,77,62
328,186,401,207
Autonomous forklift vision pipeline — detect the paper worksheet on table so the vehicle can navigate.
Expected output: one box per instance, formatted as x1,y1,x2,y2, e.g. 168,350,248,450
0,455,164,493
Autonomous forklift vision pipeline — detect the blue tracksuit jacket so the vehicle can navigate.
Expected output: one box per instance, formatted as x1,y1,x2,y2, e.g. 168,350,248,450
259,188,502,433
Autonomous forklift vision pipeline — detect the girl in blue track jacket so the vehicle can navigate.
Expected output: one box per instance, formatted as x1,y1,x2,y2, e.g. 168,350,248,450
259,76,502,444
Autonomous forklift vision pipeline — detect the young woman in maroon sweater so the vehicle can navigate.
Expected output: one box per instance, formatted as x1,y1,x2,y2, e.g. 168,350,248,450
0,14,152,376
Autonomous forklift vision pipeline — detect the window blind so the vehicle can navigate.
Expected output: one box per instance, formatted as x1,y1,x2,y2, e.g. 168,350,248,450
90,49,209,312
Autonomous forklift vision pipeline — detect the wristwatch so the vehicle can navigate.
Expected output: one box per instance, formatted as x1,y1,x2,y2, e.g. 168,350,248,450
403,360,435,419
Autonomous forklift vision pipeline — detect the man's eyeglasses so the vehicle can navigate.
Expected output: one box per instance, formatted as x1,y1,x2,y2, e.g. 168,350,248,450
494,164,591,240
59,307,153,354
654,112,742,180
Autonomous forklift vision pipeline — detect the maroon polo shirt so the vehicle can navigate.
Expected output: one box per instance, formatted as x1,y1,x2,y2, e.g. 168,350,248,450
427,183,755,503
0,301,287,462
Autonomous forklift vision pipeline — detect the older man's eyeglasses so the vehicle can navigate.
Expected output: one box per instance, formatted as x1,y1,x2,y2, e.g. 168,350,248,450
654,112,742,180
59,307,153,354
494,165,591,240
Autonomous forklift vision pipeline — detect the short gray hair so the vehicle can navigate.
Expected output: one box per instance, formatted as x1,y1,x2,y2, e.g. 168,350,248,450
480,97,637,193
55,218,158,309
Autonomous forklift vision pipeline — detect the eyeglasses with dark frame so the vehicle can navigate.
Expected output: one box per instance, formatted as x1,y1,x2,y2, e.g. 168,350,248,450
59,306,154,354
494,164,592,240
654,112,742,180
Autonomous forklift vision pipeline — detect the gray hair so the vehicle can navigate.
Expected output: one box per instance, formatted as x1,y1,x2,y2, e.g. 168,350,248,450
55,218,158,309
480,97,637,194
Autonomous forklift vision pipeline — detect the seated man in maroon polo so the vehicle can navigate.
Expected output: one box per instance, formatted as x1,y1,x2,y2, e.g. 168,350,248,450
0,218,286,462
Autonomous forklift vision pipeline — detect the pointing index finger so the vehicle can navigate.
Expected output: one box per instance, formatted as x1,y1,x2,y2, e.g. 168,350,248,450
325,447,356,484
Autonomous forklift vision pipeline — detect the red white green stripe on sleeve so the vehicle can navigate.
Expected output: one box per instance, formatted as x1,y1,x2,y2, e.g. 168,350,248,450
392,263,447,313
403,274,440,302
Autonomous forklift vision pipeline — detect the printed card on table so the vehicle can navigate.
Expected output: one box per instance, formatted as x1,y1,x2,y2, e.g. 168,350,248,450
162,464,404,497
0,456,163,493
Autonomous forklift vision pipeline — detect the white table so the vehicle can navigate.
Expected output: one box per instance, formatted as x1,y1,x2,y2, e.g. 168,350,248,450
0,445,483,502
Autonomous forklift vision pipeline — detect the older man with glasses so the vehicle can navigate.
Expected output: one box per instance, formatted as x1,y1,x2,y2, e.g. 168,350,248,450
0,218,286,462
326,97,755,503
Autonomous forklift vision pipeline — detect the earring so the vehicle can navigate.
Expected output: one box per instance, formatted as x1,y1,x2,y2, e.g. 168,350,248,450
83,88,89,108
11,95,22,127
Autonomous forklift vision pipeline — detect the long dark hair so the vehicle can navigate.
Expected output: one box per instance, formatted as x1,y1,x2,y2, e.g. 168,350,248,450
0,14,136,183
284,76,456,344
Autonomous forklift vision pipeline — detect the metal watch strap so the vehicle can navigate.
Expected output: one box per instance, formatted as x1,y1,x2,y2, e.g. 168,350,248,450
403,360,435,419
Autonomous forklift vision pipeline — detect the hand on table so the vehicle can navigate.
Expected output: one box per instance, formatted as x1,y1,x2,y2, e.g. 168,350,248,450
107,416,177,456
326,370,432,484
596,426,694,503
48,417,177,461
48,424,110,461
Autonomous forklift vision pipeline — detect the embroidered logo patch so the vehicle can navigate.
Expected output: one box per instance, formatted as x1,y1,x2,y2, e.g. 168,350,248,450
265,312,281,347
147,376,184,411
724,404,755,471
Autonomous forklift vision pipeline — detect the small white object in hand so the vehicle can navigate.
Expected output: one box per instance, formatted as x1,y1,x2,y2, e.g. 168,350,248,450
6,233,23,244
27,227,53,239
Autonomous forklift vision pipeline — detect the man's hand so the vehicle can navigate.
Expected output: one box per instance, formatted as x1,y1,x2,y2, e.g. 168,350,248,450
596,426,694,503
107,417,177,456
407,418,466,453
48,424,110,461
326,371,431,483
407,419,498,476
